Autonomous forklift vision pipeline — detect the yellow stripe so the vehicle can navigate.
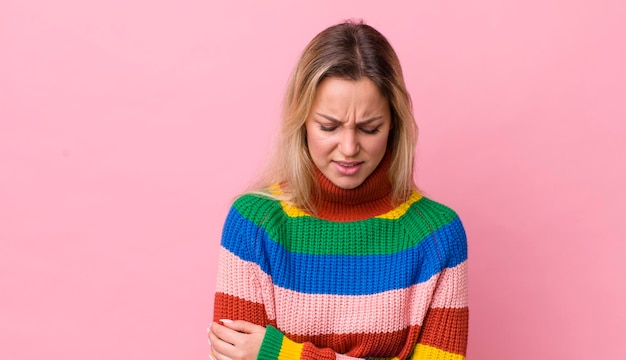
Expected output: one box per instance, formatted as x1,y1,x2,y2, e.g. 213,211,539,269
375,191,422,219
268,184,310,218
277,335,304,359
411,344,465,360
280,201,310,218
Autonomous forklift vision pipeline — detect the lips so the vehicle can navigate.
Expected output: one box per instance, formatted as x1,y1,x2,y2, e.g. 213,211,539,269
333,160,363,175
336,161,361,167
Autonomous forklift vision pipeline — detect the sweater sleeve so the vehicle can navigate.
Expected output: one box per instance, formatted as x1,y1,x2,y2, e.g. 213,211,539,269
258,326,390,360
256,271,468,360
412,215,469,359
256,226,469,360
213,203,274,327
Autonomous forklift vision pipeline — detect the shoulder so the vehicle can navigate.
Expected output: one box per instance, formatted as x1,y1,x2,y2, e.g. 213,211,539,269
226,191,286,228
410,194,461,225
385,191,460,225
408,193,468,261
221,192,286,253
232,192,281,212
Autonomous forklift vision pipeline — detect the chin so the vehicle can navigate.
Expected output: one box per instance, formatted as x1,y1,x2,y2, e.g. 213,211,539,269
333,178,365,190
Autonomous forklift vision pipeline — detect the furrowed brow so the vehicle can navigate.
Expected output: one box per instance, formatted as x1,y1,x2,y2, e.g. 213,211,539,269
315,113,342,123
315,113,384,125
355,116,384,125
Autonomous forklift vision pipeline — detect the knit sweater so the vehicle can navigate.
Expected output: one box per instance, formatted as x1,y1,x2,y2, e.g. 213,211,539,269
213,156,468,359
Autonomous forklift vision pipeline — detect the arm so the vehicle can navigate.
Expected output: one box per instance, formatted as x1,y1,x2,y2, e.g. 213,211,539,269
248,259,468,360
210,204,363,360
211,321,340,360
412,262,468,359
210,203,272,359
412,216,469,360
212,249,460,360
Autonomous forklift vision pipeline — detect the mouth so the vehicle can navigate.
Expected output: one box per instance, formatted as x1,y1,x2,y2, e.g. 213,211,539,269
332,161,364,175
335,161,363,168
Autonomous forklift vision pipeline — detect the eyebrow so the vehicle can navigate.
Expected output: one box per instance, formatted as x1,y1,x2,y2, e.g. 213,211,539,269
315,113,384,125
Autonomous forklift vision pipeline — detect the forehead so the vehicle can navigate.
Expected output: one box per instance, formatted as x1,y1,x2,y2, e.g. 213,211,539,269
312,77,388,111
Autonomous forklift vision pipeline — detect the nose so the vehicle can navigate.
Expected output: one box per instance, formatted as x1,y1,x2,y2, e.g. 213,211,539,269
339,129,360,157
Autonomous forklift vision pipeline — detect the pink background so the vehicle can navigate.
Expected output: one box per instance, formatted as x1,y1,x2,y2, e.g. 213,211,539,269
1,1,625,359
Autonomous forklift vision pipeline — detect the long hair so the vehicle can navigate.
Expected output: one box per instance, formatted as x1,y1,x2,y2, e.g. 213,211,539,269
251,20,417,212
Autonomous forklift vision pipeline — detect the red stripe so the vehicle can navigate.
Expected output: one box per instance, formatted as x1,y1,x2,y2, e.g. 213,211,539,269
213,293,275,327
418,307,469,355
284,325,422,359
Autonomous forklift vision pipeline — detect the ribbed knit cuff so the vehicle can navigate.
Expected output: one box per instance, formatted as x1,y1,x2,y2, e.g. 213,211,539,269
257,325,284,360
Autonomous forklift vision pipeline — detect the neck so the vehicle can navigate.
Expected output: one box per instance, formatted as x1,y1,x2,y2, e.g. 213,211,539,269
310,151,394,222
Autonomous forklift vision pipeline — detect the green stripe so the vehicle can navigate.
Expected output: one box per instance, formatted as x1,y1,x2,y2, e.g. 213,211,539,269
233,194,459,255
257,325,283,360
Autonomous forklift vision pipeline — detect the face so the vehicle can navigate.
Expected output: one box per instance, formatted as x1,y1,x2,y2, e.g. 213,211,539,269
305,77,392,189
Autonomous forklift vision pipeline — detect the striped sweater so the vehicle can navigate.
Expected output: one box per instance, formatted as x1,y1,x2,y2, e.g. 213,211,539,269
213,158,468,359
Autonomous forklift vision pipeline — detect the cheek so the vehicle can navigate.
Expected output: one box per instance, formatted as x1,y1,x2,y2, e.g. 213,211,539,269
306,130,324,160
307,135,328,160
306,126,334,158
366,134,390,156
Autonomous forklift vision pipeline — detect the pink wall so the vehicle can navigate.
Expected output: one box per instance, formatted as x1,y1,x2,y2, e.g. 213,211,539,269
1,1,624,359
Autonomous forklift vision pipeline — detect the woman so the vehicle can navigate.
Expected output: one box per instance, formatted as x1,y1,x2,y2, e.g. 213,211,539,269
209,20,468,360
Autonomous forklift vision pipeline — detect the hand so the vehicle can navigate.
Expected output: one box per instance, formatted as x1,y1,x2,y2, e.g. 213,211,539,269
208,319,266,360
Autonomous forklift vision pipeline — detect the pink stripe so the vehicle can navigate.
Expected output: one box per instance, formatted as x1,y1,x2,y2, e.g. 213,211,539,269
272,279,434,336
430,261,469,309
215,248,277,320
217,248,468,336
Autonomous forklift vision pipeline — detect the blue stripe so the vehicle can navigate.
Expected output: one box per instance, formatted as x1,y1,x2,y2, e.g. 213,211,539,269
221,206,468,295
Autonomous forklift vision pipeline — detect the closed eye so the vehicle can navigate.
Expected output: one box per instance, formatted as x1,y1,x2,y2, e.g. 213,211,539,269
360,127,381,134
319,125,337,132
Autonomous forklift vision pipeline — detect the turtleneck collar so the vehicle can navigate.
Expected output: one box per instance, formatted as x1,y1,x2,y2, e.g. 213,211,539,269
310,151,394,222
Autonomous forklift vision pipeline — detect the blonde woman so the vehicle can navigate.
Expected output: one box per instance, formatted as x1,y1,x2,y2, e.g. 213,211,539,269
209,20,468,360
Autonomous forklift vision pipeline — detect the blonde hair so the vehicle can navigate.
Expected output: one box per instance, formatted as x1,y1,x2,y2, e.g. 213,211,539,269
251,20,417,211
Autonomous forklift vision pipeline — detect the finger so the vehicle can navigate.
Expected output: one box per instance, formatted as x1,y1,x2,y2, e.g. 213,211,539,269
211,321,245,346
219,319,265,334
211,350,232,360
210,348,232,360
209,327,235,360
